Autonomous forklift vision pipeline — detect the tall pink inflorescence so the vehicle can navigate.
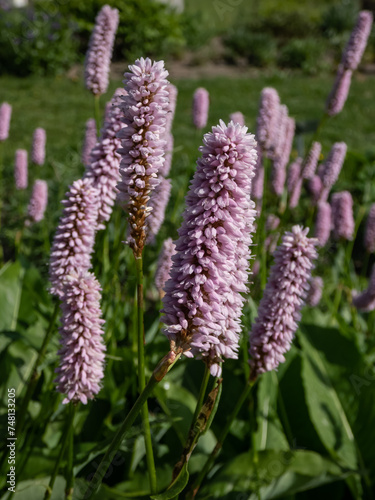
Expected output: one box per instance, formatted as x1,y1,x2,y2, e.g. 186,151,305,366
308,175,323,204
82,119,97,168
287,158,302,194
230,112,245,126
15,149,28,190
271,109,294,196
319,142,347,201
364,203,375,253
84,5,119,96
162,120,258,376
145,177,172,244
0,102,12,141
302,141,321,180
249,226,317,378
27,180,48,223
49,178,99,298
256,87,280,154
117,57,170,257
84,88,126,229
165,83,178,135
155,238,176,297
314,201,331,247
306,276,323,307
192,87,209,130
55,271,106,404
352,264,375,312
326,66,353,116
341,10,373,71
31,127,46,165
331,191,354,240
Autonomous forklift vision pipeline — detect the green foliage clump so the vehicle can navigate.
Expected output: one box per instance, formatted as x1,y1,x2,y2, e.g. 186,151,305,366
0,7,78,76
224,28,277,67
278,38,328,74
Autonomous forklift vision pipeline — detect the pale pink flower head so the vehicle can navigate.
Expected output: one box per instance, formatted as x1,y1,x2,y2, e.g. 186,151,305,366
192,87,209,130
55,271,106,404
341,10,373,71
230,112,245,126
364,203,375,253
326,66,352,117
27,180,48,223
31,127,46,165
49,178,99,298
306,276,323,307
117,58,170,257
308,175,323,204
84,5,119,96
287,158,302,194
0,102,12,141
155,238,176,297
319,142,347,200
289,178,303,209
15,149,28,190
302,142,321,180
256,87,280,153
270,107,291,196
331,191,354,240
84,88,126,229
249,226,318,378
82,119,97,168
162,121,258,377
315,201,331,247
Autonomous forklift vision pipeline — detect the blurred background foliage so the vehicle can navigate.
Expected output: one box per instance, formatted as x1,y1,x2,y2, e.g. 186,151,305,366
0,0,374,76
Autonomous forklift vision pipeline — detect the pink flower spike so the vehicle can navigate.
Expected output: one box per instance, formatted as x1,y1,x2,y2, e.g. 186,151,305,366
302,142,321,180
230,112,245,126
364,203,375,253
31,128,46,165
315,201,331,247
15,149,28,190
55,271,106,404
249,226,318,378
162,121,258,376
155,238,176,297
352,265,375,312
82,119,97,168
326,66,352,117
256,87,280,153
84,5,119,96
331,191,354,240
192,88,209,129
341,10,373,71
27,180,48,223
146,178,172,244
319,142,347,193
306,276,323,307
0,102,12,141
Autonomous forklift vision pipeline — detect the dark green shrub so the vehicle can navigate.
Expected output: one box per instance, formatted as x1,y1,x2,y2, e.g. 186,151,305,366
0,7,78,76
278,38,327,74
320,1,360,38
224,28,277,67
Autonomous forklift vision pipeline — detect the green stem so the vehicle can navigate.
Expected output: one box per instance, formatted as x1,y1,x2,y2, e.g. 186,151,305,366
135,256,157,494
44,403,76,500
94,95,101,134
188,379,255,498
192,364,211,424
83,351,179,499
65,405,77,499
16,302,60,436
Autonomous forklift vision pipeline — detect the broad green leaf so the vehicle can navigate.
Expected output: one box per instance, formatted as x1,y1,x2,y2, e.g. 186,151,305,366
0,261,24,331
299,330,358,471
151,462,189,500
0,476,65,500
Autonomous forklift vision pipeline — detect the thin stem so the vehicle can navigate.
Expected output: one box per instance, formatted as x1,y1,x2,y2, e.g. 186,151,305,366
83,351,179,499
65,404,77,499
16,302,60,436
44,403,76,500
188,379,255,498
94,95,101,134
192,364,211,424
135,256,157,494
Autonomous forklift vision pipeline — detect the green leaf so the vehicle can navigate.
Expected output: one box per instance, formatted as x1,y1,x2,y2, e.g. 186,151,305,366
299,329,358,471
0,261,24,331
150,462,189,500
0,476,65,500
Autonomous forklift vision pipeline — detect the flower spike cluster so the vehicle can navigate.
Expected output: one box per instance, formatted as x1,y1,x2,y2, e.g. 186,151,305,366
302,142,321,180
84,5,119,96
31,127,46,165
162,120,257,377
326,66,352,117
315,201,331,247
192,87,209,130
82,118,97,167
319,142,347,201
0,102,12,141
27,180,48,223
85,88,126,229
249,226,317,378
155,238,176,297
49,178,99,298
364,203,375,253
55,271,106,404
117,57,170,257
15,149,28,190
341,10,373,71
256,87,280,154
331,191,354,240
